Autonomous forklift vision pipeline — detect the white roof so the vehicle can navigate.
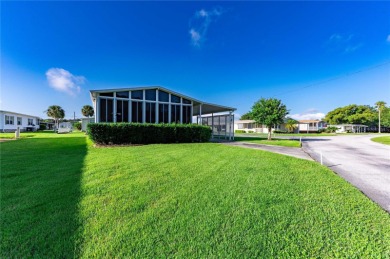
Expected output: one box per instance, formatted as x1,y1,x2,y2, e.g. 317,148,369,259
0,110,40,119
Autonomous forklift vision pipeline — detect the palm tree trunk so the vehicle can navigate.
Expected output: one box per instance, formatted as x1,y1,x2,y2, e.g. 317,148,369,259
379,109,381,133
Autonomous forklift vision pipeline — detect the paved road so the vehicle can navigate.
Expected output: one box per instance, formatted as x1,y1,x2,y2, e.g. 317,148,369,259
302,135,390,213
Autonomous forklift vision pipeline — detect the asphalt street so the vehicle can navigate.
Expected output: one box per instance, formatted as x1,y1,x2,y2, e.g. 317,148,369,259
302,134,390,213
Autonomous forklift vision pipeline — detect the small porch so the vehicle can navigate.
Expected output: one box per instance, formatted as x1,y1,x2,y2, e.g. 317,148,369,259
193,102,235,141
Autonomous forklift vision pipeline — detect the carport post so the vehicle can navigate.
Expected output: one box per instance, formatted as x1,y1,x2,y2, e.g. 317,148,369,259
211,113,214,139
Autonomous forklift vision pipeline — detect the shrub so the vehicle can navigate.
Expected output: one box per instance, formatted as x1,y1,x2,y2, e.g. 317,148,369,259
39,124,46,130
235,130,246,133
73,122,82,131
273,130,288,134
87,123,212,145
325,126,339,133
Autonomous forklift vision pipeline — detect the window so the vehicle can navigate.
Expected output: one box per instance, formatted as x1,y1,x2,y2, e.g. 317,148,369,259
158,90,169,102
28,118,34,125
145,90,156,101
116,100,129,122
116,91,129,98
17,117,22,125
159,104,169,123
131,90,143,100
171,94,180,103
146,102,156,123
183,98,191,104
182,106,192,124
5,115,14,125
171,104,181,123
99,98,114,122
131,101,143,123
100,92,114,97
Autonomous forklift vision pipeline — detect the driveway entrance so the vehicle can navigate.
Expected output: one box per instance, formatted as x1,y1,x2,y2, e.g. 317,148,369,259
303,135,390,213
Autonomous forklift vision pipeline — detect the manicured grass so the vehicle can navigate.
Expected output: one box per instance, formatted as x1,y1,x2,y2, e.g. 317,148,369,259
236,133,338,137
234,136,301,147
1,133,390,257
371,135,390,145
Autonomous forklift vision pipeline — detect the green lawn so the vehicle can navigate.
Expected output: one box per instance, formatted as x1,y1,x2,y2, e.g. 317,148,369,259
236,133,338,137
234,136,301,147
1,132,389,257
371,135,390,145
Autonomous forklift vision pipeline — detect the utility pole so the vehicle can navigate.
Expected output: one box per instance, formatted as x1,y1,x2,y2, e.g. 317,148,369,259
74,112,76,121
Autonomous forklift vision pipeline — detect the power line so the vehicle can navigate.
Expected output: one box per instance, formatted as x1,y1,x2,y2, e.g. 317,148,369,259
272,60,390,97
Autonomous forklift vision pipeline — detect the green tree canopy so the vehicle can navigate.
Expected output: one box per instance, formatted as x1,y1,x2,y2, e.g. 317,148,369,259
240,112,253,120
251,98,288,140
46,105,65,128
324,104,376,125
81,105,94,118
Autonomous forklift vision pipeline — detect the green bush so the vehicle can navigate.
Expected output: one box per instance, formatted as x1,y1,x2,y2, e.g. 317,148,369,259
39,124,46,130
235,130,246,133
73,122,82,131
325,126,339,133
273,130,288,134
87,123,212,145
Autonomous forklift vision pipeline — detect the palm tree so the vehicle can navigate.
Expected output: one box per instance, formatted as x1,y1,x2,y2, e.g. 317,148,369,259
81,105,94,118
375,101,387,133
46,105,65,129
285,118,298,133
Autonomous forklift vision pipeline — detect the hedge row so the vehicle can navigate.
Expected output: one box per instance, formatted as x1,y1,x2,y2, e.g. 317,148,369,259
87,123,212,145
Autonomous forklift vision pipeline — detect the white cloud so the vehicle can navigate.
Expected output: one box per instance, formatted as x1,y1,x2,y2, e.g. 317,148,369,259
290,109,325,121
46,68,85,96
325,33,363,53
387,35,390,43
189,7,224,47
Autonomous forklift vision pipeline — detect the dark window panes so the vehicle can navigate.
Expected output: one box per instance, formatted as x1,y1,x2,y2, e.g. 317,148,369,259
145,89,156,101
158,90,169,102
131,90,143,100
183,106,192,124
171,104,181,123
171,94,180,103
146,103,156,123
100,92,114,97
132,101,143,123
100,98,107,122
107,99,114,122
116,100,129,122
183,98,191,104
116,91,129,98
159,103,169,123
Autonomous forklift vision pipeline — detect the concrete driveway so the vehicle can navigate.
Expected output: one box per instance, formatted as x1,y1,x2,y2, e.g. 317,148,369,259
302,134,390,213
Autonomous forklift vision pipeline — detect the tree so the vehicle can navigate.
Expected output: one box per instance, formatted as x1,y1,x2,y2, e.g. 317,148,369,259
285,118,298,133
324,104,376,125
240,112,253,120
81,105,94,118
375,101,387,133
251,98,288,140
381,106,390,127
46,105,65,129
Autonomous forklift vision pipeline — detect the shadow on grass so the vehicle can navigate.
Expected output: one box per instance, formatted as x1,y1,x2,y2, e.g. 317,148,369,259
0,135,87,257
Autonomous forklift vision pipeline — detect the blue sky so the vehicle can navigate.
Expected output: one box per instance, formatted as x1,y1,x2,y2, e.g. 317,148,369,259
2,1,390,120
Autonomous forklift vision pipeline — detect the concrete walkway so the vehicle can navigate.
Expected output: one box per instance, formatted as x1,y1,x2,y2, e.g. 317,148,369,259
224,141,313,160
302,134,390,213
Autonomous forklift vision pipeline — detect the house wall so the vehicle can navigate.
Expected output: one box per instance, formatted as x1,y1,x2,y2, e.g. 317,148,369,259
0,111,40,132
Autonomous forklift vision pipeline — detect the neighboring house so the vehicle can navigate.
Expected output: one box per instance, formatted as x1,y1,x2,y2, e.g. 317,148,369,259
0,110,40,132
330,124,368,133
234,120,283,133
297,120,327,133
90,86,236,140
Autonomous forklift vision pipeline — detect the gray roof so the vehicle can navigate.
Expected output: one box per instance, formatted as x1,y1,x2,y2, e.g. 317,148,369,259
90,86,236,115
